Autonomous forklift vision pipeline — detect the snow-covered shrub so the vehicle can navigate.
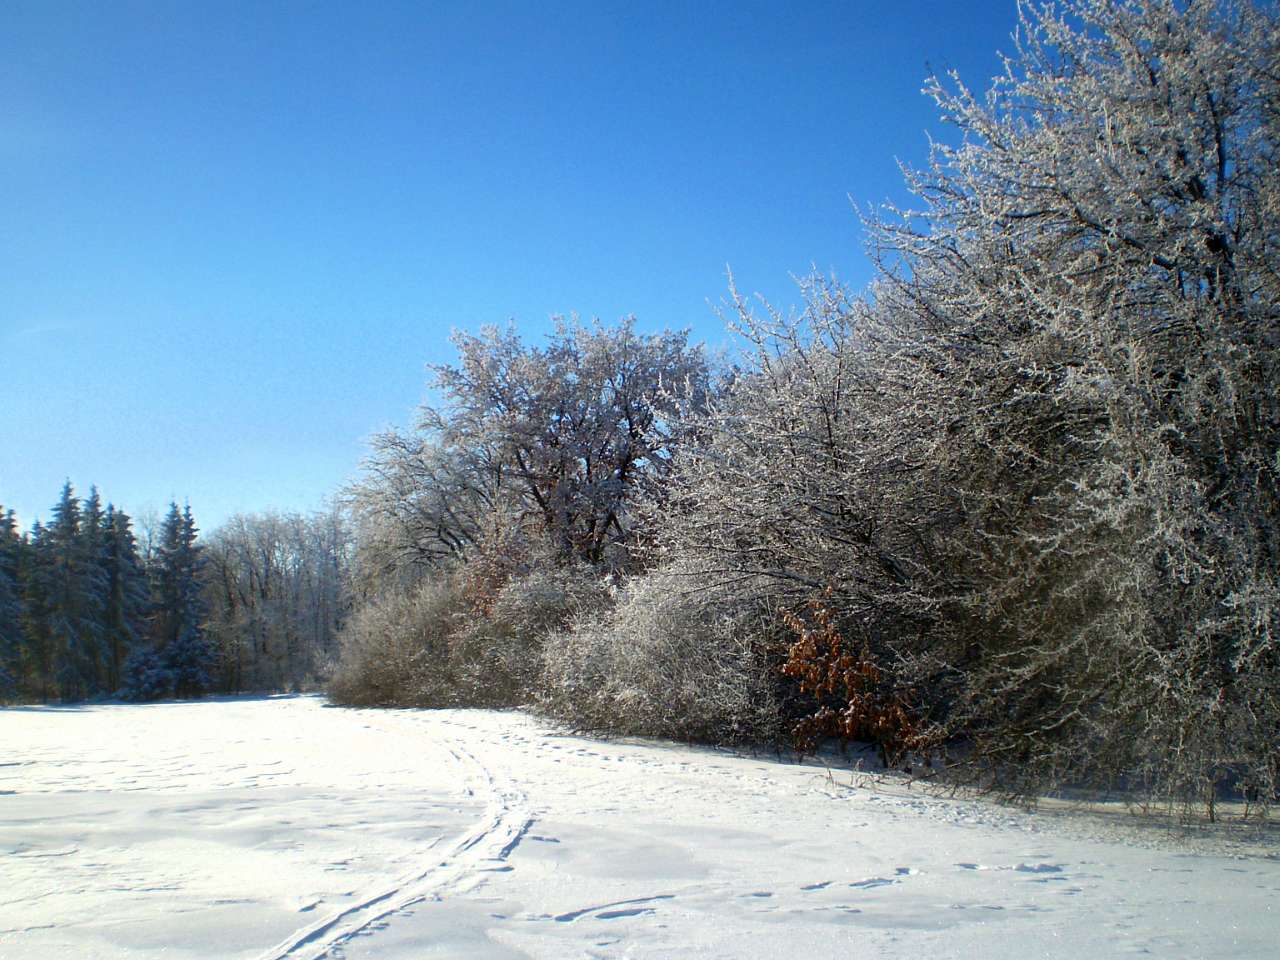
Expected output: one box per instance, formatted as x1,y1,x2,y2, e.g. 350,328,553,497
448,562,610,707
118,648,174,702
328,577,467,707
329,560,610,708
538,565,782,744
163,630,214,698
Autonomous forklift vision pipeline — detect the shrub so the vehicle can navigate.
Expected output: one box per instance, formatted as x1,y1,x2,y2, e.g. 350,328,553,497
328,576,468,707
118,648,174,702
538,565,782,745
329,559,610,709
781,596,930,766
447,562,610,707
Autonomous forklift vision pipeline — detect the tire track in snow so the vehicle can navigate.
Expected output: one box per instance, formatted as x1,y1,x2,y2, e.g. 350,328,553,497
254,713,533,960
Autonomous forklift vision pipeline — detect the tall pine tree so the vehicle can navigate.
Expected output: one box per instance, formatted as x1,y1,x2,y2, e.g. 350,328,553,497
101,505,150,693
81,486,110,631
153,502,211,697
0,507,23,701
21,521,55,700
36,483,107,700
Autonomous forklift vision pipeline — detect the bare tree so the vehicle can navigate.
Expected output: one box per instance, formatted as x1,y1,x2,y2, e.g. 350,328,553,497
203,508,353,692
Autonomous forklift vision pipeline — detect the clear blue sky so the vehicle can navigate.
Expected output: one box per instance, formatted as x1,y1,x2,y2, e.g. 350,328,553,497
2,0,1021,533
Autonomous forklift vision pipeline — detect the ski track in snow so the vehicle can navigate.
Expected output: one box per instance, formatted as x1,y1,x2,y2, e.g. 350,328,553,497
2,695,1279,959
255,714,534,960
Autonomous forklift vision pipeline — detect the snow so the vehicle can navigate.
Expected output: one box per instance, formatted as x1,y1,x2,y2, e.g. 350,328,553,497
2,696,1277,959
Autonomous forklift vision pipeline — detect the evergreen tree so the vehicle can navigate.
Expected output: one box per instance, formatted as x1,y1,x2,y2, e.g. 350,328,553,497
21,520,55,700
101,505,150,693
117,645,174,702
37,483,107,700
152,502,211,697
81,486,109,619
0,507,23,701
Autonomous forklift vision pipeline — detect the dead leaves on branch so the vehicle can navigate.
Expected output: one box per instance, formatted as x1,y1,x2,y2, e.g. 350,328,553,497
781,594,932,767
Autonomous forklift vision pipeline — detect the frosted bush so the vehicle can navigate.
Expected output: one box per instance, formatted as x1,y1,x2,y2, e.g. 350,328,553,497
330,562,610,708
328,577,467,707
447,563,610,707
651,0,1280,810
539,566,782,744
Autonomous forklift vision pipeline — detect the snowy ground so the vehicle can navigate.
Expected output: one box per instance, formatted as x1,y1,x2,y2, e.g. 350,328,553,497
2,696,1277,959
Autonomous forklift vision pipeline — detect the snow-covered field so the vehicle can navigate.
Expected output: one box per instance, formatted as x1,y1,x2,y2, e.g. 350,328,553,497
2,696,1277,959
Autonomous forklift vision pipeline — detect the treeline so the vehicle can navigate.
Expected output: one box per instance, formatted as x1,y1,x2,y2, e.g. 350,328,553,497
0,486,208,702
331,0,1280,815
203,509,352,692
0,484,353,702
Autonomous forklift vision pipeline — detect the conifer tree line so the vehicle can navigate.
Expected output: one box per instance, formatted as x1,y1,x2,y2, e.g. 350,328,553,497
330,0,1280,815
0,484,353,702
0,485,206,702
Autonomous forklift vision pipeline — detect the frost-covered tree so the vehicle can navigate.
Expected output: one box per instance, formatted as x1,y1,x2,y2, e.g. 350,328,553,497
333,318,708,708
867,0,1280,806
349,433,504,581
351,317,711,576
640,0,1279,807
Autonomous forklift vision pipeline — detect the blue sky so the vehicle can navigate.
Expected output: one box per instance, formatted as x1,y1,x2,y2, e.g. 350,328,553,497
2,0,1021,532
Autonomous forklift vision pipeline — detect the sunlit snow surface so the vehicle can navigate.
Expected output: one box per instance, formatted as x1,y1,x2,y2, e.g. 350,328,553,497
2,696,1277,959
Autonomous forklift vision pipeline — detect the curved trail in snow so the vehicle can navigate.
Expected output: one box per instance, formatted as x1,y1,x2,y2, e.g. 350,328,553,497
253,712,534,960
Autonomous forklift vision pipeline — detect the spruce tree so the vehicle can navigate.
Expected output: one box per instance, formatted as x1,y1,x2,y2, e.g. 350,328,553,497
21,521,55,699
101,505,150,693
152,502,211,697
38,482,107,700
81,487,109,619
0,508,23,701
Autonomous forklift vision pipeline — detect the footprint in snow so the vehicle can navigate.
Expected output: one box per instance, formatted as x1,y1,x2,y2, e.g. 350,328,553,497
850,877,896,889
554,894,676,923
